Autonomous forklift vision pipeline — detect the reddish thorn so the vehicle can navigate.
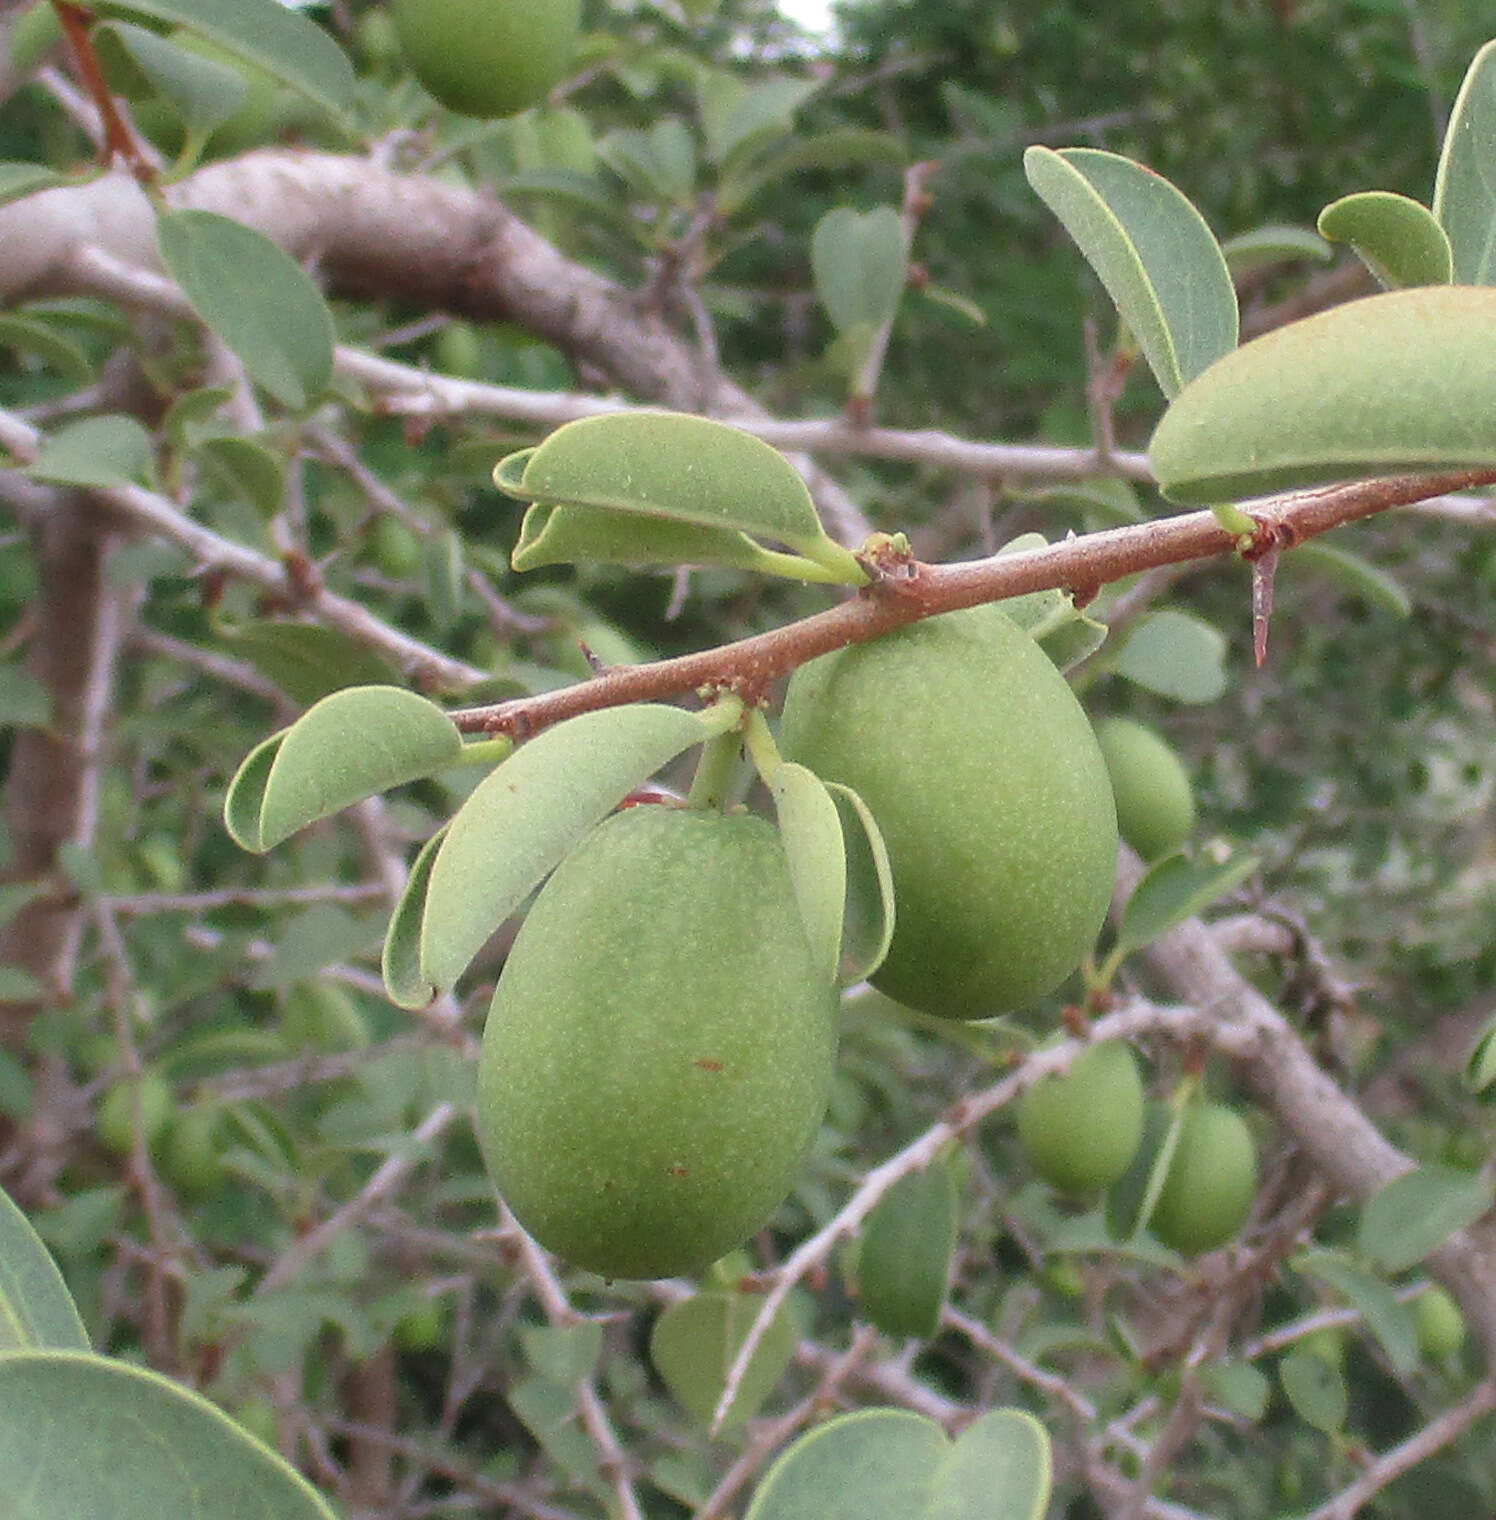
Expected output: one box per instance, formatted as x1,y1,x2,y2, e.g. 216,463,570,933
1251,545,1281,668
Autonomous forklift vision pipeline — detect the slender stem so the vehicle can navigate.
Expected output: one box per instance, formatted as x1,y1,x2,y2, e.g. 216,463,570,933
686,729,741,811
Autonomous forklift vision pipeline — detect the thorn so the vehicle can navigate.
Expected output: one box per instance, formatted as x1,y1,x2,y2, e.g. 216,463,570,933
577,639,607,676
1251,545,1281,668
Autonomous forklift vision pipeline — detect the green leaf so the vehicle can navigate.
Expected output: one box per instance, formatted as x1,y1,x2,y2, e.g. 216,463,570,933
1433,39,1496,284
509,1375,603,1491
222,730,283,852
1287,541,1411,618
227,686,461,852
1278,1349,1347,1432
1357,1166,1491,1273
1317,192,1453,289
27,415,152,489
770,763,846,986
1199,1359,1269,1421
1106,1100,1186,1243
811,206,908,338
511,500,794,576
856,1162,958,1339
382,826,447,1010
420,705,711,994
227,621,399,705
248,903,383,991
650,1291,798,1430
92,0,354,122
597,120,696,204
520,1321,604,1387
500,411,850,569
1114,850,1260,959
0,164,70,207
1294,1251,1418,1374
0,314,94,385
699,74,818,167
1218,224,1333,279
0,1185,90,1353
156,210,335,411
0,1349,341,1518
744,1406,1051,1520
718,128,907,216
823,781,895,986
0,968,45,1002
191,435,285,519
97,21,247,137
1150,287,1496,502
918,284,987,327
1465,1011,1496,1094
1023,146,1237,398
1112,610,1227,703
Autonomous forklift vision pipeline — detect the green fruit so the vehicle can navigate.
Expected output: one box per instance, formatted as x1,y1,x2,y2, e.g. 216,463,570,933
96,1070,174,1157
1148,1103,1258,1255
778,604,1118,1018
1415,1285,1465,1362
390,0,582,119
164,1104,227,1194
477,805,837,1280
393,1299,447,1352
368,514,423,578
1095,717,1197,860
1017,1040,1146,1194
434,320,483,379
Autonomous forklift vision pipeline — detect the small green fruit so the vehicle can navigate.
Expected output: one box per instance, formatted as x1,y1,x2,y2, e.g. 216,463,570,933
1148,1103,1258,1254
778,604,1118,1018
390,0,582,119
1095,717,1197,860
368,515,423,579
393,1299,447,1352
96,1071,174,1157
164,1105,227,1194
434,321,483,379
1415,1285,1465,1362
477,805,837,1280
1018,1040,1146,1194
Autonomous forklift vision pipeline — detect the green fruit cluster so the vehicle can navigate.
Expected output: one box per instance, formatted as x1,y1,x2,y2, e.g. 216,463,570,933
1095,717,1197,860
390,0,582,119
779,605,1118,1019
477,805,837,1280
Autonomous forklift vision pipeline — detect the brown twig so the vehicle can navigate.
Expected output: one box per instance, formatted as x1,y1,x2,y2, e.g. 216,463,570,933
453,468,1496,739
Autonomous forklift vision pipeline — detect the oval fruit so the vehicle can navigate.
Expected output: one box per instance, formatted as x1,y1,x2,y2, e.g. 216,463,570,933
164,1104,227,1194
778,604,1118,1018
1095,717,1196,860
96,1070,174,1157
1148,1102,1258,1254
1018,1040,1146,1194
477,805,837,1280
390,0,582,119
1414,1285,1465,1362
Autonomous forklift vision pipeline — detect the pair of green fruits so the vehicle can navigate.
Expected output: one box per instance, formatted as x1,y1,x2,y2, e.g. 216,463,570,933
1017,1041,1260,1255
478,605,1133,1279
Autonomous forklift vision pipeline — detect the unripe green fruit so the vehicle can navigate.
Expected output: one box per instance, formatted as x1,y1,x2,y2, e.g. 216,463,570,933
368,515,423,579
390,0,582,119
393,1299,447,1352
1415,1285,1465,1361
778,604,1118,1018
1148,1103,1258,1254
1094,717,1197,860
477,806,837,1280
164,1105,227,1194
96,1070,174,1157
1017,1040,1146,1194
434,321,483,379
